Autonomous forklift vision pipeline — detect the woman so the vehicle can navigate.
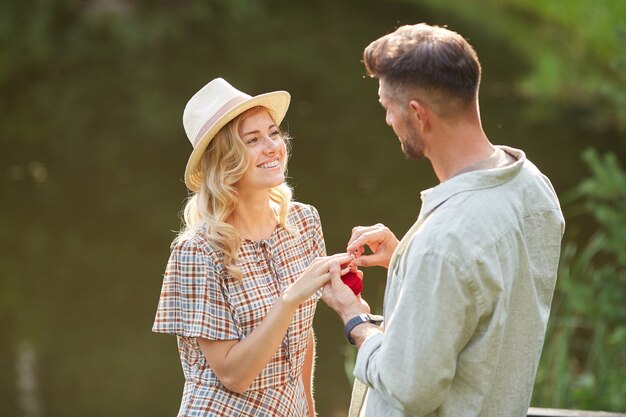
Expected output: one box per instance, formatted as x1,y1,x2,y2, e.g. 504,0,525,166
152,78,351,417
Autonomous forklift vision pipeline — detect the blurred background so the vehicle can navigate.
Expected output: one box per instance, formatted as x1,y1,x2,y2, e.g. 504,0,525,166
1,0,624,416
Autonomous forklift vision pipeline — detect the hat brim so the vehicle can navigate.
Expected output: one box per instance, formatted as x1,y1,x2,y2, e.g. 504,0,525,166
184,91,291,191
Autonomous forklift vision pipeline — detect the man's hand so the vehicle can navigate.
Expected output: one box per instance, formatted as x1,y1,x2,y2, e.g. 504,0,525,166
321,262,370,323
347,223,399,269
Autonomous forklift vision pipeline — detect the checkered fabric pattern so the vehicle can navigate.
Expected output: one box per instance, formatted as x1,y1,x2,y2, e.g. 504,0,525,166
153,202,326,416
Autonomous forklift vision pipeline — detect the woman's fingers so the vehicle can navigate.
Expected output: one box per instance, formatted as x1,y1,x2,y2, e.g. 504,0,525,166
295,254,354,299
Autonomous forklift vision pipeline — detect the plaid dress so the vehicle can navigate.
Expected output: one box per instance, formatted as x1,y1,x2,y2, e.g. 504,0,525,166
153,202,326,417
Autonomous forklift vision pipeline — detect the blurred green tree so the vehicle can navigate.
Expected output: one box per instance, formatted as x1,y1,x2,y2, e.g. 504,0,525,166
533,149,626,411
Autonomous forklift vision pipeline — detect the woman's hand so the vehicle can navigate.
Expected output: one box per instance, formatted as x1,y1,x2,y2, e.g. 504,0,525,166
282,253,353,307
347,223,399,269
321,262,370,322
198,253,350,393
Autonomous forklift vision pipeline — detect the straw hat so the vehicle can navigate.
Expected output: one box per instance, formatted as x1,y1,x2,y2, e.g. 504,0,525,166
182,78,291,191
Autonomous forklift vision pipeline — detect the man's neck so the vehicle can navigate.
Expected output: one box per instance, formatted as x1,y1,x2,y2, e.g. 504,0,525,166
427,124,494,182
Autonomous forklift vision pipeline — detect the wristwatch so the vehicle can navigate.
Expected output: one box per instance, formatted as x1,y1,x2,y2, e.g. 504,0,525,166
343,313,384,345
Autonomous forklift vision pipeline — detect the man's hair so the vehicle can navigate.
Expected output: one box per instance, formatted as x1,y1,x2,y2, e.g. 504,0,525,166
363,23,481,115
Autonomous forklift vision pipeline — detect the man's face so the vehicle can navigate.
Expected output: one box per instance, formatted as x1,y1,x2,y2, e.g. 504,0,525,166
378,79,425,160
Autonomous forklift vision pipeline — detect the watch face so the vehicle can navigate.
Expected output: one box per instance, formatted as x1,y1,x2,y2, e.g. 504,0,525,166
366,314,384,324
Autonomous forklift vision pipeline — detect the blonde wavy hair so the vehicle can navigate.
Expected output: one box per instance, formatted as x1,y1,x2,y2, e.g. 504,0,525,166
173,107,293,281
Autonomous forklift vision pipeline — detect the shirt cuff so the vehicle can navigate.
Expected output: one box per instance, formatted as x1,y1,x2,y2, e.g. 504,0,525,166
353,332,384,386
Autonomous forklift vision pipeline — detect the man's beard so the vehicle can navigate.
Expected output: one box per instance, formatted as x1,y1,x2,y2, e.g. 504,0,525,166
400,128,425,160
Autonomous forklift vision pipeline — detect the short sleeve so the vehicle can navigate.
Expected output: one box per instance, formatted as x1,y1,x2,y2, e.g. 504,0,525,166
309,205,327,258
152,240,240,340
308,205,327,300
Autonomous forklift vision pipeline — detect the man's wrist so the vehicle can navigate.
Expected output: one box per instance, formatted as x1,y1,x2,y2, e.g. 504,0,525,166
340,308,368,324
343,313,384,345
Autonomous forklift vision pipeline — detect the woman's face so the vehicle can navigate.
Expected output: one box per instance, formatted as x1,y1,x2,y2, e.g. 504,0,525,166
235,108,287,192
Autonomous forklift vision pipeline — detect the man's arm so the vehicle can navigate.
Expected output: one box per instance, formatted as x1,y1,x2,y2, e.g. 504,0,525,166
323,250,482,415
353,251,482,415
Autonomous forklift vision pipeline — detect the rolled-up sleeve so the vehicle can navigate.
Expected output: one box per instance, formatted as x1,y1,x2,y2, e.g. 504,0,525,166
353,250,483,416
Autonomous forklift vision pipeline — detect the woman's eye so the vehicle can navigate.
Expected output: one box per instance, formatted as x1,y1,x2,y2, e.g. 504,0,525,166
246,137,259,144
270,130,281,137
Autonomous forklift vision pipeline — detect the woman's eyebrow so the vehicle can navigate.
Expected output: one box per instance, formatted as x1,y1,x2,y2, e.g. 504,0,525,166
242,129,260,136
242,124,277,136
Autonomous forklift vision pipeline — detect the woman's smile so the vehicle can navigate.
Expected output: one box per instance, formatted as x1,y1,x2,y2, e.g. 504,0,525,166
257,158,281,169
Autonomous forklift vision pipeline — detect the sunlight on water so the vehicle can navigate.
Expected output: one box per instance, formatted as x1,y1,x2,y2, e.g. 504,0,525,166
17,341,41,417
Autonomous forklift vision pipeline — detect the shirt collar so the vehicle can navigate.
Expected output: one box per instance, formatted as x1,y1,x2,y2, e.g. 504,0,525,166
418,146,526,220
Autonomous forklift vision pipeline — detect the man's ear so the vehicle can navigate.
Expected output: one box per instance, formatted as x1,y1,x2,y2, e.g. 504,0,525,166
409,99,429,129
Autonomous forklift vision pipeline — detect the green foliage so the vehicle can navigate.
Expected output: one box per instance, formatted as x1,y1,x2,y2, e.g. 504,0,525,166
533,149,626,411
509,0,626,133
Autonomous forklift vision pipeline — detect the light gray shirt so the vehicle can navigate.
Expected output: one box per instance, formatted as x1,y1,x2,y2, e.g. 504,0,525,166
353,146,565,417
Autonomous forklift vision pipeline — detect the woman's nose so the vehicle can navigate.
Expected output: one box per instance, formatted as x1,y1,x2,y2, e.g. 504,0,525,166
263,136,280,152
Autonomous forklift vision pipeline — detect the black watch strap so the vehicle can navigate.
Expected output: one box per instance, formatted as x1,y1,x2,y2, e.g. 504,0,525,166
343,313,384,345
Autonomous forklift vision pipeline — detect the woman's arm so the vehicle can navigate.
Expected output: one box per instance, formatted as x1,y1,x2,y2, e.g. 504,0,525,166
197,296,298,393
198,254,351,394
302,331,316,417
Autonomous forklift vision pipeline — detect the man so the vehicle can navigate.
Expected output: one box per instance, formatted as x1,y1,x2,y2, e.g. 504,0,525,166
322,23,565,417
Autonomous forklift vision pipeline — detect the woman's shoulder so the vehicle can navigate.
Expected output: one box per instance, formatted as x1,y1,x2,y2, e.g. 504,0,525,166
170,227,219,259
283,202,322,240
287,201,321,224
